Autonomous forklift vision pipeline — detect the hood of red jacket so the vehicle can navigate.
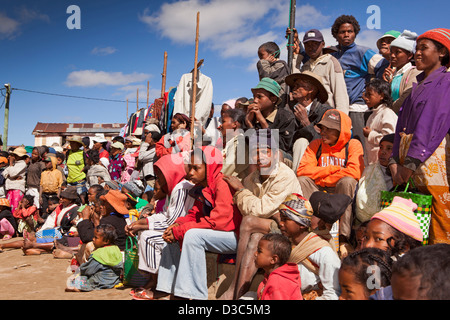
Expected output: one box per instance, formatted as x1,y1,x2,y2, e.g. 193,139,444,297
153,153,187,195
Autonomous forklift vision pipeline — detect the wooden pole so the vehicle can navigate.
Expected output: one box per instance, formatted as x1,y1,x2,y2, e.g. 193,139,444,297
147,81,149,108
161,51,167,98
190,12,200,149
126,99,129,121
2,84,11,151
287,0,296,73
136,88,139,111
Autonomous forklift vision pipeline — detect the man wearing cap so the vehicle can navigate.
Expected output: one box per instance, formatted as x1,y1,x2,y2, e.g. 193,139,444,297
285,71,333,171
296,29,349,113
297,109,364,253
246,77,296,158
377,30,401,60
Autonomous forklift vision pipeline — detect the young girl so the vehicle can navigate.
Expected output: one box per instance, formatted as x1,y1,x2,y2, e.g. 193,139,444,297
361,196,423,259
13,195,41,234
126,152,195,300
65,224,123,292
255,233,302,300
156,145,242,300
339,247,393,300
362,79,398,165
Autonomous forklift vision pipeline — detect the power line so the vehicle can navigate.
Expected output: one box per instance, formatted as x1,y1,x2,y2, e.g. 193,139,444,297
11,87,140,104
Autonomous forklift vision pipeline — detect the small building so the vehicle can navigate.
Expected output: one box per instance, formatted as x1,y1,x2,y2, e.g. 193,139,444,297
32,122,126,147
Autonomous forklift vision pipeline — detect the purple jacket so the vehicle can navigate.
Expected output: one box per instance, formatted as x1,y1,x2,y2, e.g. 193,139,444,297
392,66,450,168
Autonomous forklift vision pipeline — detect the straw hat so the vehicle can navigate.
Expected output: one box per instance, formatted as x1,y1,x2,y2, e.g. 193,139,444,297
66,135,83,145
12,147,28,158
100,190,129,215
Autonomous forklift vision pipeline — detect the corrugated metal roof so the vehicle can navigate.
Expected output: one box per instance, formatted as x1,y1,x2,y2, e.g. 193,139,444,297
32,122,126,135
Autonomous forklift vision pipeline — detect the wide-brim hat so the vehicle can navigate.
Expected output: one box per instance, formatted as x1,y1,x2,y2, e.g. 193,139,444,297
285,71,328,104
66,135,83,145
60,186,79,200
12,147,28,158
101,189,129,215
310,191,352,225
0,198,11,207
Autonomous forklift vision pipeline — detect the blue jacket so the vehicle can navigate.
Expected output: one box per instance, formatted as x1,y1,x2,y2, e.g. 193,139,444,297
331,43,388,105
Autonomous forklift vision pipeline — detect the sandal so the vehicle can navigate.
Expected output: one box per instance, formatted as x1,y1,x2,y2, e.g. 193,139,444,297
1,235,12,241
129,287,145,296
132,289,154,300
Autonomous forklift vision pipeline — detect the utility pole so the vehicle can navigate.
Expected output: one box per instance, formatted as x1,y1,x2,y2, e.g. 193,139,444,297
3,84,11,151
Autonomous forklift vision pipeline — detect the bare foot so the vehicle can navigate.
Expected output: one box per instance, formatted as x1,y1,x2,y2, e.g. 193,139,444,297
53,248,73,259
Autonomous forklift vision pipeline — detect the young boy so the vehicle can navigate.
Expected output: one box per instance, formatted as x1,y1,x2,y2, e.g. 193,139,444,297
257,41,290,108
65,224,123,292
245,77,296,158
254,233,302,300
297,109,364,255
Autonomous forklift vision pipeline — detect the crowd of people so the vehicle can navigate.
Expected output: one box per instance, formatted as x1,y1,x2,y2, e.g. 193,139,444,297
0,15,449,301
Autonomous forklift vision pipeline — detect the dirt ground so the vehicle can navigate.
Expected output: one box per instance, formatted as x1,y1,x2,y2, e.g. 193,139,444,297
0,237,133,300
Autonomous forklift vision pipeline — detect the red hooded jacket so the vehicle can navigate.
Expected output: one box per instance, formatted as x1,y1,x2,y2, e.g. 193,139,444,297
257,263,303,300
172,146,242,243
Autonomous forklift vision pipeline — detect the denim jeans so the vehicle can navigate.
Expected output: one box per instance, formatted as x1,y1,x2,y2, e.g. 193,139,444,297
156,228,238,300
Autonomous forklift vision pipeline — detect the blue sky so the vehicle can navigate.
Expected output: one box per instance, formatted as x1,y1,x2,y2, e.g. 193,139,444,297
0,0,448,147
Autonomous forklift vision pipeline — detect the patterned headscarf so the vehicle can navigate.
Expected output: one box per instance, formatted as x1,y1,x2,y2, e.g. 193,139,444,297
279,193,313,228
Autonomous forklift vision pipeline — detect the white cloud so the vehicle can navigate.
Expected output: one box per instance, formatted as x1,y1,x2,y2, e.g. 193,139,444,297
91,46,118,56
0,12,20,39
65,70,151,87
0,7,50,39
139,1,338,62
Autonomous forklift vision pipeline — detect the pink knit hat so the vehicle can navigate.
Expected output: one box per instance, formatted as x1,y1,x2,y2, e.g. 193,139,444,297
371,196,423,242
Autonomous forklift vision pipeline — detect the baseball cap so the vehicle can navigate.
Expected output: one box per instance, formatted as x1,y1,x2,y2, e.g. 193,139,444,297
317,109,341,131
303,29,324,43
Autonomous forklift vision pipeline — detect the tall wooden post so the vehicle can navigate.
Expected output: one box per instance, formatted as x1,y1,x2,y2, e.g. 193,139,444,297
2,84,11,151
190,12,200,149
287,0,296,73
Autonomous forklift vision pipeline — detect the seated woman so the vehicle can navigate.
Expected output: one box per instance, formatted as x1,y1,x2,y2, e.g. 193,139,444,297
155,145,242,300
155,113,192,158
126,153,195,300
13,195,41,235
85,149,111,190
0,186,79,255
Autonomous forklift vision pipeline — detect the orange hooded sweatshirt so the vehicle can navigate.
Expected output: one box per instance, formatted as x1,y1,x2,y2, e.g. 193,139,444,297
297,110,364,188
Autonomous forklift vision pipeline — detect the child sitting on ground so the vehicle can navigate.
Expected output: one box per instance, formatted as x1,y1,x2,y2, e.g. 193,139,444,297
255,233,302,300
65,224,123,292
339,247,393,300
13,195,41,235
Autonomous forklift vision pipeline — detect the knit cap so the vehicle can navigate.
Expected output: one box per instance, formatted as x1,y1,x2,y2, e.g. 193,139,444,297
371,196,423,242
417,28,450,66
390,30,418,53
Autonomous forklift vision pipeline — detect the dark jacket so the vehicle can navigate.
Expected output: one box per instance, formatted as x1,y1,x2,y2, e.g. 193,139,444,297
77,213,127,250
292,99,332,143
